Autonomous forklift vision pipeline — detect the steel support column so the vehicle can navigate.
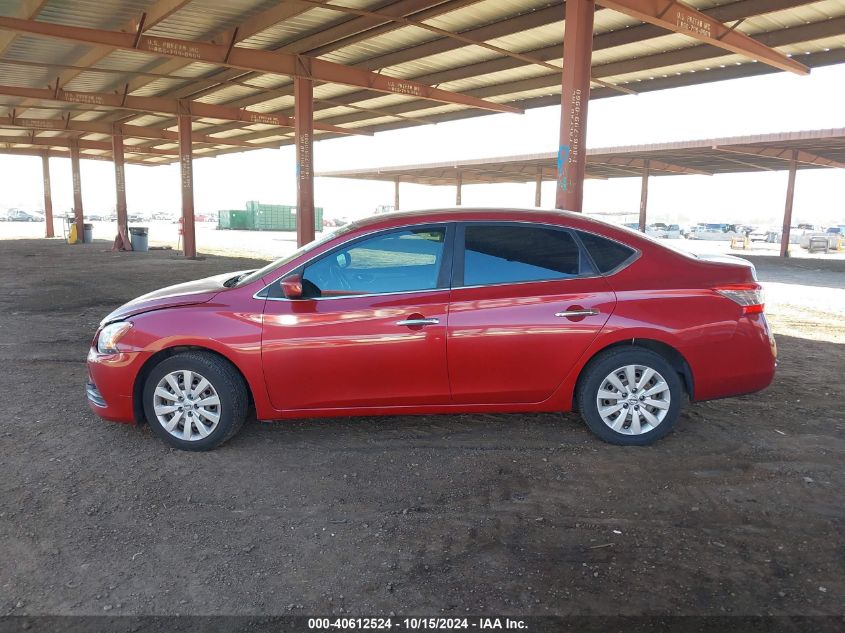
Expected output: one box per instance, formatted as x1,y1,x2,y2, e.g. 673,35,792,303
455,171,462,206
70,140,84,242
535,171,542,207
112,131,129,246
556,0,594,212
394,177,400,211
295,76,315,247
41,152,54,238
780,149,798,257
638,159,650,232
178,112,197,258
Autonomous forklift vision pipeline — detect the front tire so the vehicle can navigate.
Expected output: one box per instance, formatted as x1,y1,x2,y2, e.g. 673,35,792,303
576,347,683,446
142,351,248,451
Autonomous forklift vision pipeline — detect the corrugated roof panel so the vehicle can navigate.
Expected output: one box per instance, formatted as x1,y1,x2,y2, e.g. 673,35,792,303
440,63,554,93
601,52,745,85
4,35,90,69
129,77,195,97
36,0,150,29
196,84,264,104
0,61,53,87
740,0,845,33
424,0,553,32
239,0,402,50
780,36,845,56
592,32,694,66
146,0,275,39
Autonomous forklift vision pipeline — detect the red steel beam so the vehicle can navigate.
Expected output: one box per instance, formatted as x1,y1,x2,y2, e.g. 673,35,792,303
556,0,594,212
714,144,845,170
595,0,808,75
178,112,196,258
589,156,711,176
780,150,797,257
0,17,521,115
0,133,178,155
0,146,148,163
70,139,84,242
40,151,54,238
0,116,287,148
295,77,316,247
112,131,128,241
0,85,366,136
638,159,650,232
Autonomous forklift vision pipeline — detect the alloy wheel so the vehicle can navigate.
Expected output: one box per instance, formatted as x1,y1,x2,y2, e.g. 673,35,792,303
152,369,221,441
595,364,671,435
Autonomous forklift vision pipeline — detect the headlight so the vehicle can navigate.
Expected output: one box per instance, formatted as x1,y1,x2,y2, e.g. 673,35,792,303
97,322,133,354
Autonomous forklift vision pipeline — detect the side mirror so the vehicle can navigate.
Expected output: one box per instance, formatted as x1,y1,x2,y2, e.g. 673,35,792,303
280,274,303,299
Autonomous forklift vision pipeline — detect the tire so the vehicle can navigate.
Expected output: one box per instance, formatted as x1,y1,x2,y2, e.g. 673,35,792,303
576,347,684,446
142,351,248,451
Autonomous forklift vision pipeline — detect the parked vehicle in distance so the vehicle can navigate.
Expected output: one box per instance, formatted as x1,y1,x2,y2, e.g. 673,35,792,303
748,227,780,243
7,209,44,222
127,212,146,223
687,223,740,240
151,212,173,221
646,222,668,239
664,224,684,239
799,225,845,250
87,208,776,451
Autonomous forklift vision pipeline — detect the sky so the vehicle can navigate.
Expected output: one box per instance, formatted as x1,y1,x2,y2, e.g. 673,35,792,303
2,63,844,228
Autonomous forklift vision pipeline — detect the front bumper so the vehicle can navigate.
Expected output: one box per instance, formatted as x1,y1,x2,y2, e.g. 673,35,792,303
86,347,149,423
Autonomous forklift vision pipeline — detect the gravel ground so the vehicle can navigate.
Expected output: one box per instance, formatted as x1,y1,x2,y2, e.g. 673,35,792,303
0,238,843,618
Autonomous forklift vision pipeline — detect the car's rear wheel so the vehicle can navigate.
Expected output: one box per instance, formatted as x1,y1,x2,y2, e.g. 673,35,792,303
142,351,248,451
576,347,683,446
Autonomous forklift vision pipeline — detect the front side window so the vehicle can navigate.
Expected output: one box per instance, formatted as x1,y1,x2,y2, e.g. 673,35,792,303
462,224,588,286
301,226,446,298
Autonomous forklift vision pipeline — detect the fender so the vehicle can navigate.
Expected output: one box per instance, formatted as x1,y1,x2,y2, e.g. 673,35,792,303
549,324,694,411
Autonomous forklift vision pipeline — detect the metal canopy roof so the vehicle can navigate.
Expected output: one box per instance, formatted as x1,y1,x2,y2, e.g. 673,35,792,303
0,0,843,165
316,128,845,183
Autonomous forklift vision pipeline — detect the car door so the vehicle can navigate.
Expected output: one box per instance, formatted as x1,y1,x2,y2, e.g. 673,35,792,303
261,224,453,411
446,222,616,404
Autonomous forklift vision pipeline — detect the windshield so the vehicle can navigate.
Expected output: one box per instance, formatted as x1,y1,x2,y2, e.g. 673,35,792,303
233,224,357,287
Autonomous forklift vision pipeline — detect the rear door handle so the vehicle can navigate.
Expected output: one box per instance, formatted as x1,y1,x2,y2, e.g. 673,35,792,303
555,309,599,318
396,318,440,326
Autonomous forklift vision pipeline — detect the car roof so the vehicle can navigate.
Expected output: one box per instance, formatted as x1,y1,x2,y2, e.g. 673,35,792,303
345,207,625,235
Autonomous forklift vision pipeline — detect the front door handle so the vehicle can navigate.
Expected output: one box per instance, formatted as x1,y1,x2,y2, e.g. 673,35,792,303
396,317,440,327
555,309,599,318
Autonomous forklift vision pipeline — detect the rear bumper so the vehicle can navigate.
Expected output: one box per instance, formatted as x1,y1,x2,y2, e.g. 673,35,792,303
86,347,148,423
690,314,776,401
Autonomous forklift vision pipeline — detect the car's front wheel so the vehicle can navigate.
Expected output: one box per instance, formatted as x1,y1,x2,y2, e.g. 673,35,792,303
142,351,248,451
576,347,683,446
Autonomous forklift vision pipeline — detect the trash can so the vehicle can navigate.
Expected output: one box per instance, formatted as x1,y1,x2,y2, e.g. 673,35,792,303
129,226,149,252
83,223,94,244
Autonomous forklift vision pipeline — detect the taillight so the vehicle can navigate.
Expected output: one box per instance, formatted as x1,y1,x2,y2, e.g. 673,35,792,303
715,284,765,314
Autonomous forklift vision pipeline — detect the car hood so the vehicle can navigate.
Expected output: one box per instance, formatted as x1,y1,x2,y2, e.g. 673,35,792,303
100,270,250,325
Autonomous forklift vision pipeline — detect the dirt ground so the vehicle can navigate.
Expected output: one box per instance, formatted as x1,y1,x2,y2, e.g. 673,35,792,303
0,238,843,618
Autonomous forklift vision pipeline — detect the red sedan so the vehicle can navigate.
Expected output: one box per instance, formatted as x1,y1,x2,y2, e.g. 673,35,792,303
87,209,776,450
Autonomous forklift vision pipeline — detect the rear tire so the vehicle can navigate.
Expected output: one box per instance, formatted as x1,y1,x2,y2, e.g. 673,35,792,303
576,347,683,446
142,351,248,451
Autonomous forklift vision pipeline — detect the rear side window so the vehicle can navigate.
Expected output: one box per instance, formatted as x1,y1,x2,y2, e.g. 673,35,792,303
462,224,588,286
576,231,636,274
